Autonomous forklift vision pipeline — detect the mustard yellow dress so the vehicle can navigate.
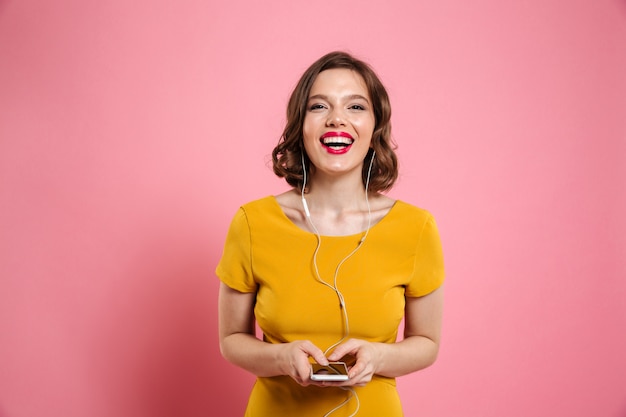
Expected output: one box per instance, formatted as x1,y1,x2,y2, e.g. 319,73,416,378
216,196,444,416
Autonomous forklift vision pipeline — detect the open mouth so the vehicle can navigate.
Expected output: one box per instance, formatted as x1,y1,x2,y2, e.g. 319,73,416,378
320,136,354,153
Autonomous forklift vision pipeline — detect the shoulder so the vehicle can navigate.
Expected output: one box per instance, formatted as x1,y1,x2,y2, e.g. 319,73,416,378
231,192,306,239
226,196,280,227
367,194,396,226
236,195,280,216
274,189,307,229
393,200,434,219
386,199,438,235
274,189,300,209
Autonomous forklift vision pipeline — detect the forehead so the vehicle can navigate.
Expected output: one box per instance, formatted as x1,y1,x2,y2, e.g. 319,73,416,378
309,68,369,98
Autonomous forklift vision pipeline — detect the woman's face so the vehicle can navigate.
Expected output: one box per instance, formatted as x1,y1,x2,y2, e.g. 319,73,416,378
302,68,375,180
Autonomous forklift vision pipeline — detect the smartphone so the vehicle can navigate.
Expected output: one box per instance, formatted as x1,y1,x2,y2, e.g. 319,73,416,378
310,361,350,382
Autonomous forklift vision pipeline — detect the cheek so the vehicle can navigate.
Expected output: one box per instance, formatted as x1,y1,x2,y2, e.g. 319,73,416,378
302,116,320,140
302,125,313,144
353,118,375,138
350,112,375,130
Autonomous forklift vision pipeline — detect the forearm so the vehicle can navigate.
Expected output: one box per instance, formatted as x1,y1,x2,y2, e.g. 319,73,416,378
373,335,439,378
220,332,287,378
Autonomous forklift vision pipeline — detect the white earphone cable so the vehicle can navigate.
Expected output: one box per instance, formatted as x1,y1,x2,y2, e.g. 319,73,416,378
301,150,376,417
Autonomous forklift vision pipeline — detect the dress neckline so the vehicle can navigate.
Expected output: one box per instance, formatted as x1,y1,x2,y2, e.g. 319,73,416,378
268,195,399,238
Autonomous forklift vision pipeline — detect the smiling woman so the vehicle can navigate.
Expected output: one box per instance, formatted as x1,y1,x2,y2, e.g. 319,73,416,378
1,0,625,416
303,69,375,176
272,51,397,194
216,51,445,416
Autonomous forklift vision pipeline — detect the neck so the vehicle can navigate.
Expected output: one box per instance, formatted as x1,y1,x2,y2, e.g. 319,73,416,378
303,174,369,214
300,180,373,238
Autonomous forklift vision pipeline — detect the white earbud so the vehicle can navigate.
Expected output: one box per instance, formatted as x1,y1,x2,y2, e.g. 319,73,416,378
302,196,311,218
301,152,311,218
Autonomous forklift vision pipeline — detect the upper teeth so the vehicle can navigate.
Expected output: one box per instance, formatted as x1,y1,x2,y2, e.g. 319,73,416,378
323,137,353,145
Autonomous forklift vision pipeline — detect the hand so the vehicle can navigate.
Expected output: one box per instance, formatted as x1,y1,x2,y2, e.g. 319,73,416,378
279,340,328,386
325,339,382,387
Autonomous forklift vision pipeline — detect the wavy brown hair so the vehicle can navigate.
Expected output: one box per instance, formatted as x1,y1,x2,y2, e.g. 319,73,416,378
271,51,398,193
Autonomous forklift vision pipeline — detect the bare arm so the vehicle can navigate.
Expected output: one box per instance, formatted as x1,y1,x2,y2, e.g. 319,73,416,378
218,283,329,385
327,285,444,384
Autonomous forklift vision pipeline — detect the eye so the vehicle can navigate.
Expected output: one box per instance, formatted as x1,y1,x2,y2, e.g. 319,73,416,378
349,104,366,111
308,103,327,111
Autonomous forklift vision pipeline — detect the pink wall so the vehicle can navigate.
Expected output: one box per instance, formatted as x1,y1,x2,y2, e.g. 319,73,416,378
1,1,625,416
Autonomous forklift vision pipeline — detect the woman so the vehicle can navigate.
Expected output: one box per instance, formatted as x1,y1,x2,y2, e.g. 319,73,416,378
217,51,444,416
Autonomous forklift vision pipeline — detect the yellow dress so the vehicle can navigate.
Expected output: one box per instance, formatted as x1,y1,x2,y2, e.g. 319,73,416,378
216,196,445,416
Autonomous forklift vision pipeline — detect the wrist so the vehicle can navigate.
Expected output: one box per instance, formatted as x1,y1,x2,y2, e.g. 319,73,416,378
372,341,390,374
274,343,290,376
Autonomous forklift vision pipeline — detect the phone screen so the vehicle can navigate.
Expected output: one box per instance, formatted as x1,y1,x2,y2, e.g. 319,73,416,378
310,361,349,381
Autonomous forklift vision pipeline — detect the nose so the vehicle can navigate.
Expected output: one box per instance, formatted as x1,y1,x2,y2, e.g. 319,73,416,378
326,108,346,127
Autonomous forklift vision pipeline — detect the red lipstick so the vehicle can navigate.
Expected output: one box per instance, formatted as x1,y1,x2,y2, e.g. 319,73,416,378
319,131,354,154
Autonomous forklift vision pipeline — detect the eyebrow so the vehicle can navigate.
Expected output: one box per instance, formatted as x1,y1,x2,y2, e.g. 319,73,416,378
308,94,371,104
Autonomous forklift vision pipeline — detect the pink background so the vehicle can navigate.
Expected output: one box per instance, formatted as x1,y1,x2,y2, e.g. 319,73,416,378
1,0,625,416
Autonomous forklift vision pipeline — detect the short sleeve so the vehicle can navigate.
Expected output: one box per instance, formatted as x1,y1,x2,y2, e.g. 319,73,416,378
215,208,258,293
405,214,445,297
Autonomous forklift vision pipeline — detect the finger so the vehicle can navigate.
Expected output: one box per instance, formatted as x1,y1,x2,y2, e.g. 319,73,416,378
301,342,329,366
327,340,359,361
347,361,364,379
